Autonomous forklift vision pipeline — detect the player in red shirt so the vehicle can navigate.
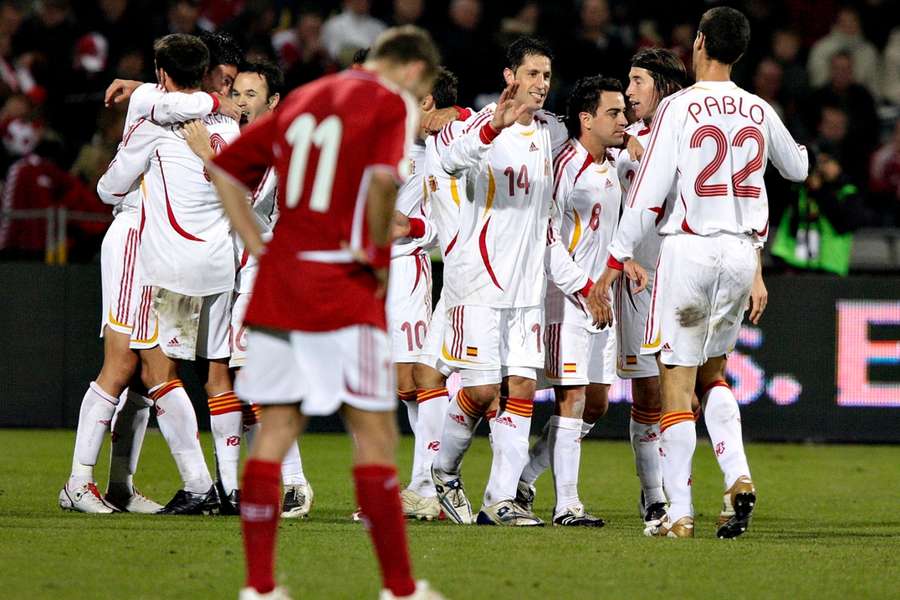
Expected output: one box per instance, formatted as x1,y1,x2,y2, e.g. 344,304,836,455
208,27,443,600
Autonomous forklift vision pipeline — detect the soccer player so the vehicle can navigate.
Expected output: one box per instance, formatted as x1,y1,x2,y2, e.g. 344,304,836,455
207,26,444,600
615,48,689,528
184,60,314,519
591,7,808,538
59,51,232,516
429,37,582,526
388,67,462,521
97,33,241,515
516,76,627,527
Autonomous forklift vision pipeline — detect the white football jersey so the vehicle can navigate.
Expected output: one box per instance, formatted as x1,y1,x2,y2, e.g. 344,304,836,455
235,166,279,293
424,124,466,256
609,80,808,262
391,141,436,258
98,112,240,296
436,104,568,308
545,138,621,330
114,84,216,217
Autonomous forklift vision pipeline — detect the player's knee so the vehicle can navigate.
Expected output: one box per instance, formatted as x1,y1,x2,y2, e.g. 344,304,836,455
632,377,661,411
464,384,499,406
584,388,610,422
555,387,586,418
412,362,444,389
506,375,536,399
100,351,138,389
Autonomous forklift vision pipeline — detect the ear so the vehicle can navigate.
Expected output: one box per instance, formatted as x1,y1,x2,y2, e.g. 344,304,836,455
420,94,435,111
268,93,280,111
580,111,592,131
503,67,515,86
694,31,705,52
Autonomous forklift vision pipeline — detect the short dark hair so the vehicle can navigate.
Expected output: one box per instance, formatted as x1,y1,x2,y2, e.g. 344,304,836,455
370,26,440,80
239,59,284,98
199,31,242,70
631,47,688,100
565,75,623,139
698,7,751,65
351,47,370,66
154,33,209,89
430,67,458,109
506,36,553,72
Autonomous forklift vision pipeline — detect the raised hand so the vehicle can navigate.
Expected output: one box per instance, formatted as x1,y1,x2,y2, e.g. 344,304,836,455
104,79,142,107
490,83,529,131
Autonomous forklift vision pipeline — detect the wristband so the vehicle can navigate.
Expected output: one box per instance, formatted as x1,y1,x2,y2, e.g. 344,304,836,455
579,279,594,297
606,255,624,271
479,122,500,144
208,92,220,113
367,244,391,269
408,218,426,239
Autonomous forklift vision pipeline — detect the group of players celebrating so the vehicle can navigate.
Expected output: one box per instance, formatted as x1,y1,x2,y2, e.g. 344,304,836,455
58,5,808,600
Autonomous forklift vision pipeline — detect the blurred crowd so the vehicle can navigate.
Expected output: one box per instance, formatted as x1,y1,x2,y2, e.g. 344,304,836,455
1,0,899,264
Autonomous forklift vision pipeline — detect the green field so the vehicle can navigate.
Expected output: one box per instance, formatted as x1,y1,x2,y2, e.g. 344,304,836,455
1,429,898,599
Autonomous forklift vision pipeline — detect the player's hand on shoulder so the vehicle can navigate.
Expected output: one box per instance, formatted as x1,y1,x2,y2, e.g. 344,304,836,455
421,107,458,138
490,83,528,132
626,134,644,162
182,120,213,160
214,93,242,122
105,79,142,107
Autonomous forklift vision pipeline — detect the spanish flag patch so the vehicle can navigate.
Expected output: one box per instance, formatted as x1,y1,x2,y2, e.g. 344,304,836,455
466,346,478,357
563,363,577,373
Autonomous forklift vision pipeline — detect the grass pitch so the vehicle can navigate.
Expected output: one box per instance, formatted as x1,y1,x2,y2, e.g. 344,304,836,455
0,429,898,599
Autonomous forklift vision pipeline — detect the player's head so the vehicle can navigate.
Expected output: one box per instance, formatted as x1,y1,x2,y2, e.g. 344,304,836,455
368,25,440,100
504,36,553,112
627,48,687,122
566,75,627,149
200,31,242,95
694,7,751,70
420,67,458,112
232,60,284,127
153,33,209,92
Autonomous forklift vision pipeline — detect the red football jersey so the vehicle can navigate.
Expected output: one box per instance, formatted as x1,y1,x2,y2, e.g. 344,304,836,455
212,69,416,332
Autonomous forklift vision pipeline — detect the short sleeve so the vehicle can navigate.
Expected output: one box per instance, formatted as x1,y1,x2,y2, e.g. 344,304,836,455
370,93,416,182
211,110,278,189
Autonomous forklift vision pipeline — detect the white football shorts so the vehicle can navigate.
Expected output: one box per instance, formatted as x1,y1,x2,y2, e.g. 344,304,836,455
236,325,396,415
386,253,432,363
418,294,454,377
544,322,616,386
130,287,231,360
443,304,544,386
615,272,659,379
643,234,756,367
99,213,141,337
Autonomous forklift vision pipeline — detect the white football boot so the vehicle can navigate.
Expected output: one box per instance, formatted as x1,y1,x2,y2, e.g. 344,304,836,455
476,500,543,527
281,482,314,519
59,482,115,514
379,580,446,600
400,488,441,521
104,487,164,514
430,466,473,525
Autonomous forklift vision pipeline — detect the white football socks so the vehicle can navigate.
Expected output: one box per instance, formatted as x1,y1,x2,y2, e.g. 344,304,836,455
629,411,666,506
208,391,243,495
69,382,120,486
150,380,212,494
281,441,307,486
659,414,696,522
483,398,532,507
433,391,481,476
703,384,752,490
108,390,153,495
549,416,583,514
408,388,450,497
519,419,550,486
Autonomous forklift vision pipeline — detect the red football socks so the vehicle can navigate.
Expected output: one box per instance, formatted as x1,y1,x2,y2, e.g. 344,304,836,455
241,459,282,594
353,464,416,598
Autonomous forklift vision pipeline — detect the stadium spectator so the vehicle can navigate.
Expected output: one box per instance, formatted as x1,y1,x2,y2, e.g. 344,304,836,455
558,0,630,84
157,0,204,37
882,27,900,106
221,0,278,61
771,145,865,276
197,0,245,31
807,6,881,98
386,0,426,27
870,119,900,225
752,57,785,120
320,0,386,67
436,0,493,107
274,6,334,91
770,29,809,134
